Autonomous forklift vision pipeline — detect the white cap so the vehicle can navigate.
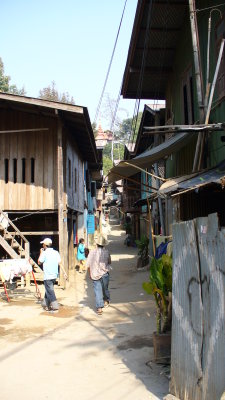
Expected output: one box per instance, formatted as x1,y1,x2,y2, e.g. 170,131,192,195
40,238,52,246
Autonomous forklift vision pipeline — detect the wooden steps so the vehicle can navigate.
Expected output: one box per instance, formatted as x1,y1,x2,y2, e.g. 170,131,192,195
0,210,44,283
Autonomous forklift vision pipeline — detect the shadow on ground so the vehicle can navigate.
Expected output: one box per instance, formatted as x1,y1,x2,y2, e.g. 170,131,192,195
75,221,169,399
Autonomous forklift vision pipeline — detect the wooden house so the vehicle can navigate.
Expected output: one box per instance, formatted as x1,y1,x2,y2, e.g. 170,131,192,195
0,93,100,282
110,2,225,399
109,0,225,233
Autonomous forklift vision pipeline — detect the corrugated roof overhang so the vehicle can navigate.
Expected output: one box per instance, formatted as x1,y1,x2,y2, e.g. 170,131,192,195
0,92,98,164
107,131,196,183
159,159,225,196
121,0,188,99
133,160,225,206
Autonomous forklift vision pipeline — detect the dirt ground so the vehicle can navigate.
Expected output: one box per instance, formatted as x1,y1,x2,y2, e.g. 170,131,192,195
0,219,169,400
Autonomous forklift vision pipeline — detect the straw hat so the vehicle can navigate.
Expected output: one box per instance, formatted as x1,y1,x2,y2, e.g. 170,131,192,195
96,235,108,246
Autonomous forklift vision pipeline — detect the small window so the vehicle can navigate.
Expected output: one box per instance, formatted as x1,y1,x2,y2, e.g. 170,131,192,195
183,84,189,124
22,158,26,183
31,158,35,183
13,159,17,183
75,168,77,192
4,159,9,183
182,66,194,124
68,159,71,188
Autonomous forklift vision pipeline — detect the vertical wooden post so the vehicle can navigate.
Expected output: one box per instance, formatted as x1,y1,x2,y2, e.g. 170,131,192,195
154,111,165,235
57,118,67,287
24,242,30,287
147,197,155,257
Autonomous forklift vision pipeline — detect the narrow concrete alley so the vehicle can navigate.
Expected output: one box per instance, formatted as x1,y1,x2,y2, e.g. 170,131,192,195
0,221,169,400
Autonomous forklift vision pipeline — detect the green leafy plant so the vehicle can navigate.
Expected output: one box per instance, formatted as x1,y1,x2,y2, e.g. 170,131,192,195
135,235,149,260
143,254,172,334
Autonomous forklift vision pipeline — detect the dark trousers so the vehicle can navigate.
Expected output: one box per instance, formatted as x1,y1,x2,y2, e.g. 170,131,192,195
43,279,59,309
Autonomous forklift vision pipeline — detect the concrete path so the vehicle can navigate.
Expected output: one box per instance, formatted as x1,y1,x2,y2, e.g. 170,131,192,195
0,221,169,400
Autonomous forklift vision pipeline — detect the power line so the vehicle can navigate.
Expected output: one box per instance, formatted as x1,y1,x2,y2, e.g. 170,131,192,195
94,0,128,124
128,0,154,146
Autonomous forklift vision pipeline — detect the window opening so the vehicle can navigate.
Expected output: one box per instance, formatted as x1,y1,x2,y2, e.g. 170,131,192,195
182,67,194,124
68,159,71,188
189,76,195,123
13,159,17,183
4,159,9,183
75,168,77,192
183,84,189,124
31,158,35,183
22,158,26,183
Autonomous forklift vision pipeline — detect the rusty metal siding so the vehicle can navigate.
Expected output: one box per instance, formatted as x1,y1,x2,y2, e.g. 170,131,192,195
171,213,225,400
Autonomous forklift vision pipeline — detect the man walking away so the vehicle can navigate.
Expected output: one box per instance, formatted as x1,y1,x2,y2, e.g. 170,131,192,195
38,238,68,311
86,235,111,315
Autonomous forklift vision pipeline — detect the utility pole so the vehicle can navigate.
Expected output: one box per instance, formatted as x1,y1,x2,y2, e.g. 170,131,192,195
189,0,205,171
111,133,114,165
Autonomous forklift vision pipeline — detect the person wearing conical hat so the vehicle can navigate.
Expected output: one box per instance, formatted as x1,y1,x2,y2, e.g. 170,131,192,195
86,234,111,315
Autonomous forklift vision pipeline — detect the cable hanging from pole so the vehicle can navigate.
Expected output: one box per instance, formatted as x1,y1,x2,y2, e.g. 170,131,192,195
94,0,128,124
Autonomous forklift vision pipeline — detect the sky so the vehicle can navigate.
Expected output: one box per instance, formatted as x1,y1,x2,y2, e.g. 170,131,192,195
1,0,145,130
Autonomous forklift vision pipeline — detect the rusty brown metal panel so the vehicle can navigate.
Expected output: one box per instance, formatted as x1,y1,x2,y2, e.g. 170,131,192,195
171,219,203,400
196,213,225,400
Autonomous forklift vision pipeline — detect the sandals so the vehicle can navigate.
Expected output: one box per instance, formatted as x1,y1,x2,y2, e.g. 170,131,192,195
104,301,110,308
97,308,103,315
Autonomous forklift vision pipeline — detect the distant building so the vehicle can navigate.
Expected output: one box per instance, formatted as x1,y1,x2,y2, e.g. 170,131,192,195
95,123,113,148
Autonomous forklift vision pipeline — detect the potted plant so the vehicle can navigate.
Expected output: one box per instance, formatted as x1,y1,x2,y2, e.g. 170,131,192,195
143,254,172,363
135,235,149,268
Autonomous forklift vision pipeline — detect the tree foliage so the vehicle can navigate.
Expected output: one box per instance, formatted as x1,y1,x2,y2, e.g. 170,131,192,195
103,155,113,177
39,80,75,104
0,57,26,95
118,112,142,143
103,142,124,160
92,122,98,138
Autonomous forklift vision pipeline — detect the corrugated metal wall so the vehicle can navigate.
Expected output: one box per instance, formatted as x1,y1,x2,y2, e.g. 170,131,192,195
171,213,225,400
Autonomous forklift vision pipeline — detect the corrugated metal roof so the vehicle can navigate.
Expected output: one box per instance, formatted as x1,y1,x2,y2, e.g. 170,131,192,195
121,0,188,99
107,130,196,183
159,159,225,196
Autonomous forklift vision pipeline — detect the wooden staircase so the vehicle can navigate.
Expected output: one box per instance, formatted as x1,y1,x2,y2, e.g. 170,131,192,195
0,211,43,283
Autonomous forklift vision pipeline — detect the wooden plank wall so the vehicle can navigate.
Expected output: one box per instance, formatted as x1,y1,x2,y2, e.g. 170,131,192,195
0,108,57,210
171,213,225,400
66,137,84,212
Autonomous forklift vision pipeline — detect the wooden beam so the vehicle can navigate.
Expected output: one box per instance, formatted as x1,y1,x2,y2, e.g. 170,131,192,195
0,128,49,134
57,119,66,286
136,46,175,51
129,66,172,74
21,231,59,235
110,171,158,192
